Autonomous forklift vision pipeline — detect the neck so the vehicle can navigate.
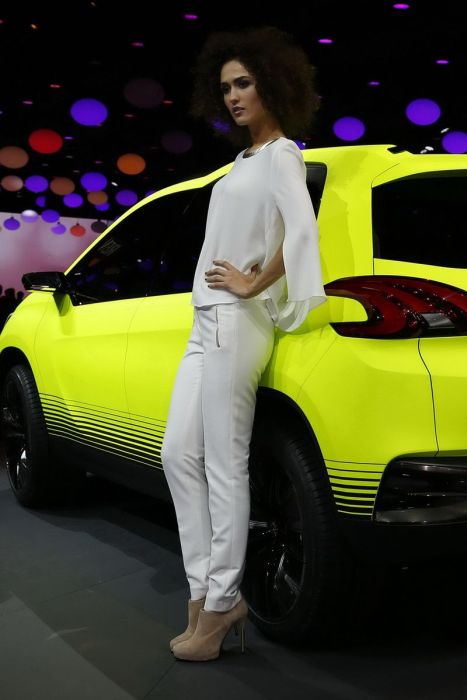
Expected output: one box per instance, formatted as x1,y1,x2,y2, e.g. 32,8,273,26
248,122,284,148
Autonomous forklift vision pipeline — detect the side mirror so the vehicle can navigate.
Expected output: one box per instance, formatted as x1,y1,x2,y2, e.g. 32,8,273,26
22,271,69,293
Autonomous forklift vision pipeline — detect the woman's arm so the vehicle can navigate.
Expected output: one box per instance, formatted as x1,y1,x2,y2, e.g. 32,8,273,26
245,243,285,298
206,244,285,299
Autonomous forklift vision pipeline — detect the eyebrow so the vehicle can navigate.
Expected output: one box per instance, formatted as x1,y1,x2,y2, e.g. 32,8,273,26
219,75,251,87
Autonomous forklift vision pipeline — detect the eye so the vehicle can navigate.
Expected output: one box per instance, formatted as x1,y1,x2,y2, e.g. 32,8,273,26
238,79,251,89
220,85,230,95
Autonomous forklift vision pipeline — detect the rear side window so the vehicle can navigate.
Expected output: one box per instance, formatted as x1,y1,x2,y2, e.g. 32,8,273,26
372,171,467,268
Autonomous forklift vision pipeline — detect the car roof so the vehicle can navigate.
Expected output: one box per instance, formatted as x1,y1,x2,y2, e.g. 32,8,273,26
66,144,467,275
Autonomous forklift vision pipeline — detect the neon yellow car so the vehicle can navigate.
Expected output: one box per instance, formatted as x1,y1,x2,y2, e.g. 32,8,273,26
1,144,467,644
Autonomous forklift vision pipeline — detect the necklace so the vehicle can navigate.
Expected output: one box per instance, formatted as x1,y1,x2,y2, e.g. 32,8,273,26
243,137,281,158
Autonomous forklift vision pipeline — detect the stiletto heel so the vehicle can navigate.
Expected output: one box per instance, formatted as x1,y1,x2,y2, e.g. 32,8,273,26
239,620,246,653
233,618,246,651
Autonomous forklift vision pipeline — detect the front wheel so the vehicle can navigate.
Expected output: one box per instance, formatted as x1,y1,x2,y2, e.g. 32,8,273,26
243,411,352,646
1,364,85,507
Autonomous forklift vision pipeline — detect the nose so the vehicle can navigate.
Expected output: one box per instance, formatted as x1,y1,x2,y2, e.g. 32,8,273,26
228,86,240,104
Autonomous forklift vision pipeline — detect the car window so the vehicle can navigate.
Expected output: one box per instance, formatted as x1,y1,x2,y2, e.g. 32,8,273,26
66,185,214,304
372,171,467,268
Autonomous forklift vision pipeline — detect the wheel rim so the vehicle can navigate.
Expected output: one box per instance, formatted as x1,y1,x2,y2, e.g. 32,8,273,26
2,379,29,492
244,452,306,622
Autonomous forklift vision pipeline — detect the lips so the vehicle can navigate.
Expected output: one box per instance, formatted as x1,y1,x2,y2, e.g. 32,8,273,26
232,108,244,116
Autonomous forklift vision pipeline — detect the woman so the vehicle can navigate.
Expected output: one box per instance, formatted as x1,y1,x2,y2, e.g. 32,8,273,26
160,25,327,662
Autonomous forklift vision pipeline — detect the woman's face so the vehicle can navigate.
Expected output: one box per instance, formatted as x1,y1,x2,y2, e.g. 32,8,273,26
220,60,267,129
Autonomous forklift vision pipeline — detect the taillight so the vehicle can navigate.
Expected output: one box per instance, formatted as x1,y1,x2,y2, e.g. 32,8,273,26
325,275,467,339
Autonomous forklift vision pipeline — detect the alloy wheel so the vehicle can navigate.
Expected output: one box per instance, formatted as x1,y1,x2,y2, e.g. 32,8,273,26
2,379,29,492
244,455,306,621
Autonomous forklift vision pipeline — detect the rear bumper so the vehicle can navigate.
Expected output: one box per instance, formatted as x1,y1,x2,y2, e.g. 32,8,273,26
341,455,467,562
342,517,467,563
374,456,467,524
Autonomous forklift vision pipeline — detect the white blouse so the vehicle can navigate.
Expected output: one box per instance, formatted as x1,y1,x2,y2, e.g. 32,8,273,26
190,136,327,331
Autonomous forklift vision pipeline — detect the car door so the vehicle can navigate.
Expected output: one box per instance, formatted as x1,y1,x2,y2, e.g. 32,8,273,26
34,208,158,464
123,185,214,471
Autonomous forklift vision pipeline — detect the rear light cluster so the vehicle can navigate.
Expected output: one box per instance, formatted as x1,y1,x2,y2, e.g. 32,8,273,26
325,275,467,339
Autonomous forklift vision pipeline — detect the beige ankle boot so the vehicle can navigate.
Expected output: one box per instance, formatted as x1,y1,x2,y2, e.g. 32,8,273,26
169,597,206,651
172,597,248,661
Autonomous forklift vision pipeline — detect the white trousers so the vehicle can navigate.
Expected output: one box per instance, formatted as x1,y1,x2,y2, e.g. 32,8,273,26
160,299,275,612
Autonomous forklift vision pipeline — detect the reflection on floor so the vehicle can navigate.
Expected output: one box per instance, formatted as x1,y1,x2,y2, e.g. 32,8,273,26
1,463,467,700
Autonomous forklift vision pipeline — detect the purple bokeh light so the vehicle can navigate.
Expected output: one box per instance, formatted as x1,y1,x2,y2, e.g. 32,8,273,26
25,175,48,193
115,190,138,206
333,117,366,141
318,38,333,44
435,59,449,64
81,172,108,191
4,216,20,231
51,223,67,235
70,98,108,126
95,202,110,212
63,193,84,208
41,209,60,223
441,131,467,154
405,98,441,125
35,195,47,207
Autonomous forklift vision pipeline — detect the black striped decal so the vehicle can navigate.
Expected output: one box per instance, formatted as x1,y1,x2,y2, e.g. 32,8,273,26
40,393,165,470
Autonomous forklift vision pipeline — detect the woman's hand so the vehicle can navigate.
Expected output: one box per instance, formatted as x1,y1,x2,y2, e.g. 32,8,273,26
205,260,260,299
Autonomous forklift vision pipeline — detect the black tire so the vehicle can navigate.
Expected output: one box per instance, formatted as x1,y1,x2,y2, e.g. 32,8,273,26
243,409,352,646
1,364,86,507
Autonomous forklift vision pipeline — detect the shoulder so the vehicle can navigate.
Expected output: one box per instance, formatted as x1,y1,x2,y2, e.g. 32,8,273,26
225,149,247,172
275,137,303,154
273,137,304,161
271,137,306,172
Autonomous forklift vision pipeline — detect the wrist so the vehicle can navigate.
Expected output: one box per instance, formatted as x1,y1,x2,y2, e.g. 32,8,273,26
246,278,259,299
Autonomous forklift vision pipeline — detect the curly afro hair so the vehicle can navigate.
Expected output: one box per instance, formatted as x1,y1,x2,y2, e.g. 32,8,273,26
190,26,320,148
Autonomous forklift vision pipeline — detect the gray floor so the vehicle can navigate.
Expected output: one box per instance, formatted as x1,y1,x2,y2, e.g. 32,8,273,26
2,464,467,700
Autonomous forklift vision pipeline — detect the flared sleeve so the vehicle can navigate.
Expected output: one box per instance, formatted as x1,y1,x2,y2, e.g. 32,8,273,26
270,140,327,331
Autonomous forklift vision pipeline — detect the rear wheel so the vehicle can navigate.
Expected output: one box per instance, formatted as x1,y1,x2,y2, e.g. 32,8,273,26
1,364,85,507
243,410,352,646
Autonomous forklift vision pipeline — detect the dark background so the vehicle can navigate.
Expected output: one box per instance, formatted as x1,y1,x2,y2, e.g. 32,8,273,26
0,0,465,218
